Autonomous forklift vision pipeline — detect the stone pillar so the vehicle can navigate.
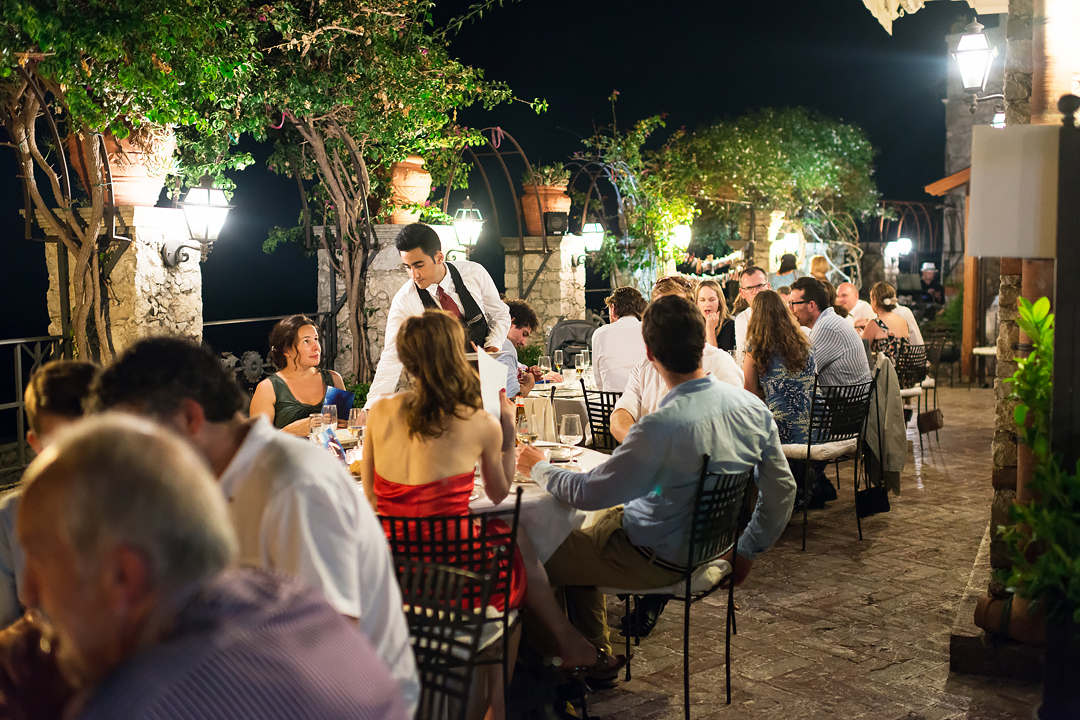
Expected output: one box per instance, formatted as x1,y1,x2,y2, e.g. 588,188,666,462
732,208,783,271
42,206,202,354
317,224,411,377
988,259,1021,584
1005,0,1034,126
500,235,586,338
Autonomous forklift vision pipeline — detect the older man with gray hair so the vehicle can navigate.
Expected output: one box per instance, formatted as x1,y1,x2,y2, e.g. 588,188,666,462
2,414,406,720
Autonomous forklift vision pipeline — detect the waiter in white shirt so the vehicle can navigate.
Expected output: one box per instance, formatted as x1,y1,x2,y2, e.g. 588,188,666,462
366,223,510,407
591,286,648,392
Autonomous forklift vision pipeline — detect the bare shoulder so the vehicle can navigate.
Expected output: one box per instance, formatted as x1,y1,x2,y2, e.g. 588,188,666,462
329,370,345,389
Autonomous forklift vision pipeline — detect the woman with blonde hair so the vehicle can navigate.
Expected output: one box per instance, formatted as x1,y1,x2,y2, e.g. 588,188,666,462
361,311,616,716
809,255,829,282
743,290,816,445
695,279,735,353
860,281,911,362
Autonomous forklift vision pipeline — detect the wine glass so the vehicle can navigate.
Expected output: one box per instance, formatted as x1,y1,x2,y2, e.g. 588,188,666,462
517,411,537,446
574,354,585,379
538,355,552,378
580,349,591,370
553,350,564,374
559,415,583,447
322,403,338,429
309,412,324,443
348,408,366,440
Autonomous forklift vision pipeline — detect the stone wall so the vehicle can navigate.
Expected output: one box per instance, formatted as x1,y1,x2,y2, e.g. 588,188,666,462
42,206,202,353
989,262,1021,580
500,234,586,338
1005,0,1033,126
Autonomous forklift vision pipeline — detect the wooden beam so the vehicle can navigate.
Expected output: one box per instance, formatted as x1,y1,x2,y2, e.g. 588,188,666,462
961,195,977,381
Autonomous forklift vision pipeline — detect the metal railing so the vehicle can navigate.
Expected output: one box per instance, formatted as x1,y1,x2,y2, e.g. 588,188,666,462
0,336,63,486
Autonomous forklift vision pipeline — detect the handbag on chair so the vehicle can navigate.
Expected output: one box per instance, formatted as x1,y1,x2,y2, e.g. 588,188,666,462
916,408,944,434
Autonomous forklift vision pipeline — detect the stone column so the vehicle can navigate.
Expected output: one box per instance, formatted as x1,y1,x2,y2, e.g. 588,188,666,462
317,224,411,377
42,206,202,354
1005,0,1034,126
500,234,586,338
989,260,1021,585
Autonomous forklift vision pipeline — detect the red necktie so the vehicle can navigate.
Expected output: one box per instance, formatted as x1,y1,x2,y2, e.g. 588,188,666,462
436,285,462,320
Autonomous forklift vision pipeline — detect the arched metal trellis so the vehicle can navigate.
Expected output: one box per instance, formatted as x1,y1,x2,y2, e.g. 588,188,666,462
873,200,947,277
437,127,557,301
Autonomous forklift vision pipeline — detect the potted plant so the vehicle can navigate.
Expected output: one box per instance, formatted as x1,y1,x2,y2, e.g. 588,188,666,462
520,163,571,236
997,297,1080,718
388,155,433,224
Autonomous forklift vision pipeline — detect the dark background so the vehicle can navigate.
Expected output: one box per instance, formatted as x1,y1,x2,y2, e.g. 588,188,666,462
0,0,972,346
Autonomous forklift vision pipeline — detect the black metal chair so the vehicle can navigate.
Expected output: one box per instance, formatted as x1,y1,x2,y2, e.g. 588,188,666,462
580,379,621,452
920,335,946,444
599,460,754,717
380,489,523,709
785,376,877,550
395,559,495,720
893,343,930,450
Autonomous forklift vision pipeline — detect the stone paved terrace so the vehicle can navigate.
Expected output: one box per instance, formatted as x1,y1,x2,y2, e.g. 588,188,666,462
587,385,1042,720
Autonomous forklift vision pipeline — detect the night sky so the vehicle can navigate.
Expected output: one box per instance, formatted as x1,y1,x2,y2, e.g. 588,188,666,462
0,0,972,349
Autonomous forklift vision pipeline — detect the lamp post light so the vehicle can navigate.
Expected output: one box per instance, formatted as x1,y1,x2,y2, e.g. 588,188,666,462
452,196,484,253
163,176,233,268
953,20,1004,114
582,221,605,253
670,224,692,253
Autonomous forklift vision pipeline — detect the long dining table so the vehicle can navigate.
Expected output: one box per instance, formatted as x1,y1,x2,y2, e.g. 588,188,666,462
469,444,608,562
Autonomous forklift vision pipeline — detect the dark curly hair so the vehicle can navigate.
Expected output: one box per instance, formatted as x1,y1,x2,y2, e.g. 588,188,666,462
90,336,245,422
268,314,318,370
605,287,647,320
506,299,539,332
24,360,98,435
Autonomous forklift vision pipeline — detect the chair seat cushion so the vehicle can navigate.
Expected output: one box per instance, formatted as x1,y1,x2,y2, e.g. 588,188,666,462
899,387,923,398
478,607,518,651
780,438,858,461
598,559,731,597
921,377,935,388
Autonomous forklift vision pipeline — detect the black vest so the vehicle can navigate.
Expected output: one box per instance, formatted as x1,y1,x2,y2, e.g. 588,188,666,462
415,262,491,351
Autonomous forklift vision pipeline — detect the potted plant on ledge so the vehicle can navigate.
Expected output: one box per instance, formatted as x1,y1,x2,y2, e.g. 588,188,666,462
997,297,1080,718
520,163,571,236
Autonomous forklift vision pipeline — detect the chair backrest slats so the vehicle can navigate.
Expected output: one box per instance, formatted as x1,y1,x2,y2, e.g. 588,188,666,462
807,376,877,445
687,459,754,569
893,343,928,390
580,379,621,452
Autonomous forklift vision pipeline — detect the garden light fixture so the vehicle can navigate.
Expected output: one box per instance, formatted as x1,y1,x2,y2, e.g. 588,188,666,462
164,176,233,268
452,195,484,248
953,21,1003,113
670,224,692,253
582,222,605,253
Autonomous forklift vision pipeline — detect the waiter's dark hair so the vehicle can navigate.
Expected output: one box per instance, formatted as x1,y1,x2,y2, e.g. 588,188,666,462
268,314,318,370
395,223,443,258
24,360,98,435
605,286,647,320
397,311,482,439
641,295,704,375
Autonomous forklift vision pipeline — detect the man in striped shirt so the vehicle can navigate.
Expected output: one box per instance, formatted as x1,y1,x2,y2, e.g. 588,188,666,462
6,414,406,720
790,277,872,386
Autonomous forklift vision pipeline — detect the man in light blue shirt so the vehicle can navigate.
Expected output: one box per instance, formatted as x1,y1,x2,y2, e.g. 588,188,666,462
517,295,797,668
496,299,541,399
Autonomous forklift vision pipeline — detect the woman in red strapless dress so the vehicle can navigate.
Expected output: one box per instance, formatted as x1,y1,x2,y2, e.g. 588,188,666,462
360,311,599,720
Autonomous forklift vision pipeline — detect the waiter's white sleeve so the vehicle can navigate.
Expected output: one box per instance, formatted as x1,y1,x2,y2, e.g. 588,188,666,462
365,291,411,408
477,270,511,349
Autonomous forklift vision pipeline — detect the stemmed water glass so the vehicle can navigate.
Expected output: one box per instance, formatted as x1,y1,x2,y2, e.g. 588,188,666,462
538,355,552,378
559,415,583,447
309,412,324,443
322,403,338,430
348,408,366,440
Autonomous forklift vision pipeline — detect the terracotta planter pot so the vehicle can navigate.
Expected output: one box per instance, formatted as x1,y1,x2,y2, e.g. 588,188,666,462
66,128,176,206
519,184,571,236
389,155,432,224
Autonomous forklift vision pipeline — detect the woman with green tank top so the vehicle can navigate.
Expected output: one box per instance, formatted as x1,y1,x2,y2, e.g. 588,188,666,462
249,315,345,436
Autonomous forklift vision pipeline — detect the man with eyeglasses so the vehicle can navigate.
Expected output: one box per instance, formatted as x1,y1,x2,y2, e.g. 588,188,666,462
788,277,871,387
733,266,770,367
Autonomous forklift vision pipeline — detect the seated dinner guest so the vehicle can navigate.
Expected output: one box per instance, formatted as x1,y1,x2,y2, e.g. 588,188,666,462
362,311,609,712
836,282,876,326
91,337,418,714
611,276,742,444
770,252,800,290
6,414,406,720
696,279,735,353
0,360,98,628
367,223,510,407
742,290,816,445
249,314,345,436
809,254,829,282
789,277,871,386
517,296,797,668
860,282,911,363
590,286,647,392
733,265,770,366
498,298,542,399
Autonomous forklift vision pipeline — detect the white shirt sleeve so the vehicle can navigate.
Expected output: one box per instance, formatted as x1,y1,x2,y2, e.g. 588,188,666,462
365,289,412,408
465,261,510,349
591,326,607,389
704,345,744,387
613,360,645,420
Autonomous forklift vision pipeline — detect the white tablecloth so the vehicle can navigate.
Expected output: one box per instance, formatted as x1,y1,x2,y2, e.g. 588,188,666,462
525,380,593,445
469,446,607,562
